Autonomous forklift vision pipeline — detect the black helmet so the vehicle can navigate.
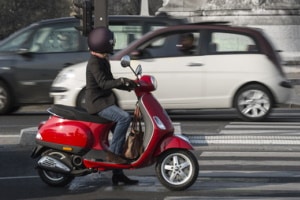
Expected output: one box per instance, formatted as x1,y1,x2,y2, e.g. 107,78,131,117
88,27,115,54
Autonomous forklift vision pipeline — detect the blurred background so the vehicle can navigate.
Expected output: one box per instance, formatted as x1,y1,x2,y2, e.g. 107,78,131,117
0,0,163,40
1,0,299,64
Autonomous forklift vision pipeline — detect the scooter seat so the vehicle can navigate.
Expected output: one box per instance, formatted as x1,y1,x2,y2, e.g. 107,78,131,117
48,104,112,124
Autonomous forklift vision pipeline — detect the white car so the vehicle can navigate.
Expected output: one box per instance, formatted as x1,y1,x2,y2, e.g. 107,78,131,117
51,23,292,121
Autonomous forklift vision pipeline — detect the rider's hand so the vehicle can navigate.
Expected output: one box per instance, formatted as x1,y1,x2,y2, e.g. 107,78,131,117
121,78,137,91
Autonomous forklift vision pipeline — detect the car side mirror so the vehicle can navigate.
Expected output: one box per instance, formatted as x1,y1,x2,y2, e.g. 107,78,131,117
16,48,32,57
120,55,131,68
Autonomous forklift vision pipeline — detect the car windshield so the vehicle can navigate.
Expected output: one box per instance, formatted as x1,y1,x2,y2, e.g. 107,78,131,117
0,22,87,53
0,27,34,52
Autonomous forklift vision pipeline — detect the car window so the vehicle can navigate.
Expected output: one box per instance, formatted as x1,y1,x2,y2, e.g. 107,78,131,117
137,31,200,59
211,32,257,53
109,23,166,51
0,23,87,53
30,25,85,53
0,29,34,51
110,25,143,51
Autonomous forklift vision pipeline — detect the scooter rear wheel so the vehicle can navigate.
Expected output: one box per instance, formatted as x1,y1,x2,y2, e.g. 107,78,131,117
37,150,74,187
156,149,199,191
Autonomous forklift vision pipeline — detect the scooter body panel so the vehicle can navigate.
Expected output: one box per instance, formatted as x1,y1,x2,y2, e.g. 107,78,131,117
38,116,92,148
36,116,113,154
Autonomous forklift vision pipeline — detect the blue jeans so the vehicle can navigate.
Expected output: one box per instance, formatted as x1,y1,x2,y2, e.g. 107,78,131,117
97,105,131,155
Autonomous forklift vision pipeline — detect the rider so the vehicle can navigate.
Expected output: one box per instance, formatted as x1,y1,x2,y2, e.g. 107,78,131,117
85,26,138,185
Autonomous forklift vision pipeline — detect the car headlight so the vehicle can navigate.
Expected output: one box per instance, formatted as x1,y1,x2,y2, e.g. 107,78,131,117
53,69,75,84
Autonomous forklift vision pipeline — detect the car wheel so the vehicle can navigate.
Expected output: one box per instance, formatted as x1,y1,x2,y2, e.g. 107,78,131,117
234,84,273,121
0,81,13,114
76,88,86,110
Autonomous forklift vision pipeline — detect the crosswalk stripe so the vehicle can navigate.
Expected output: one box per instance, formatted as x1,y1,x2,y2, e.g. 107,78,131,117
198,160,300,166
187,121,300,145
189,135,300,145
229,122,300,125
200,151,300,157
220,130,300,134
197,151,300,177
224,125,300,129
199,170,300,178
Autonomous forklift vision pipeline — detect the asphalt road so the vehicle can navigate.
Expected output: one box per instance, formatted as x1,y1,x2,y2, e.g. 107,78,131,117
1,106,300,199
2,145,300,200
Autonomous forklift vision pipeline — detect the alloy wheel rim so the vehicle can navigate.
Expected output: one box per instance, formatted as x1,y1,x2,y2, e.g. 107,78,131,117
161,153,193,185
0,87,7,109
238,89,270,118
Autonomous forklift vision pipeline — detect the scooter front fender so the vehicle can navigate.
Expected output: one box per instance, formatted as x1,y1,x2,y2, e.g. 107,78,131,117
154,135,193,157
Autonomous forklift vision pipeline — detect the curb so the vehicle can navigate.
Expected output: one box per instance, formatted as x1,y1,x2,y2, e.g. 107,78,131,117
19,127,38,146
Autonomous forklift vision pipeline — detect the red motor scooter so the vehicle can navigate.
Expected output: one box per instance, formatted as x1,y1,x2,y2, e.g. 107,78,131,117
31,55,199,191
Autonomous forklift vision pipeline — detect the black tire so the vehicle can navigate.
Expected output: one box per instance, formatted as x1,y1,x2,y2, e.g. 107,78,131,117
0,81,13,114
156,149,199,191
37,150,74,187
76,88,86,110
234,84,273,121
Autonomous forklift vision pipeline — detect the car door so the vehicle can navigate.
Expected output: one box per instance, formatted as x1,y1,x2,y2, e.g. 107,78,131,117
201,30,260,108
114,30,206,110
13,22,89,103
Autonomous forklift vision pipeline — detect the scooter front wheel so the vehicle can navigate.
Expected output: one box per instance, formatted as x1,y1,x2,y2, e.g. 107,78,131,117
156,149,199,191
37,150,74,187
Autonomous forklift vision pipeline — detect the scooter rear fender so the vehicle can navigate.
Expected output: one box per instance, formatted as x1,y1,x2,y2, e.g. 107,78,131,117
31,145,47,158
36,116,113,152
154,135,193,157
38,120,93,148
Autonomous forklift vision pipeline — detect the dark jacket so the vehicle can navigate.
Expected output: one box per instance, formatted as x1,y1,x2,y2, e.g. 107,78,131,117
85,55,123,114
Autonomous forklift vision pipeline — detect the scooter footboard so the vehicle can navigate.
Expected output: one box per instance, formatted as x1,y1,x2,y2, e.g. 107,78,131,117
154,135,193,157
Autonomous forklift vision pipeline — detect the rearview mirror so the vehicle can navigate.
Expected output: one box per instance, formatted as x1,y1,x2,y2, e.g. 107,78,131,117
120,55,131,68
135,64,142,76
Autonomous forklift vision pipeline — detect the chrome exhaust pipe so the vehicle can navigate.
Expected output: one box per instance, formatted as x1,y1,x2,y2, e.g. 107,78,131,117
38,156,71,174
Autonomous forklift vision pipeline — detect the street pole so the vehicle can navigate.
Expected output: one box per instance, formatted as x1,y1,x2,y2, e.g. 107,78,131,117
140,0,149,16
94,0,108,27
